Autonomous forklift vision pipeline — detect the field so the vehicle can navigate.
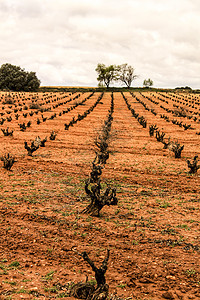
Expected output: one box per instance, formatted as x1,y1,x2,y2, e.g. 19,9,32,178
0,90,200,299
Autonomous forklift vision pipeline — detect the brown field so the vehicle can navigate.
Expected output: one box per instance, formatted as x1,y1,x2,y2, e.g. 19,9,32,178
0,90,200,299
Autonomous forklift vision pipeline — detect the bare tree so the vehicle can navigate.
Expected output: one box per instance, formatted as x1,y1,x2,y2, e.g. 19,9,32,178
117,64,137,88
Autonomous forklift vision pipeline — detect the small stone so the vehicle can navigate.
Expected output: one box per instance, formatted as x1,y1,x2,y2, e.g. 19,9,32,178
162,291,174,299
137,188,143,193
30,287,38,291
175,290,183,299
139,277,154,284
166,275,176,280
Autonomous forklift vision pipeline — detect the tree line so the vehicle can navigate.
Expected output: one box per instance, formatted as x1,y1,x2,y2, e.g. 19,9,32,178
96,63,153,88
0,62,153,91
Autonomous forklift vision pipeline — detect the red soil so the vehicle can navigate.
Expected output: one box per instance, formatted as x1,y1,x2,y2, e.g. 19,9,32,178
0,91,200,299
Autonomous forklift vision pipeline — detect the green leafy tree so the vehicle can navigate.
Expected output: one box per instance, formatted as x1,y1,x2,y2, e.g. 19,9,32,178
143,78,153,88
0,63,40,91
95,64,118,88
117,64,137,88
24,71,41,91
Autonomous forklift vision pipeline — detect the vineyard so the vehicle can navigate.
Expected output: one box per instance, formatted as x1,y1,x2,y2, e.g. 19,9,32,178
0,90,200,299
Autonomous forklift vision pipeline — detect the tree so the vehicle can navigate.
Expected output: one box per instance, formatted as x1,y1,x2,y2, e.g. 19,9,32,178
117,64,137,88
143,78,153,88
95,64,117,88
24,71,41,91
0,63,40,91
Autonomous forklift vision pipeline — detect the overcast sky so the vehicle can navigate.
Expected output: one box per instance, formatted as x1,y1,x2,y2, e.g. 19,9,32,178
1,0,200,88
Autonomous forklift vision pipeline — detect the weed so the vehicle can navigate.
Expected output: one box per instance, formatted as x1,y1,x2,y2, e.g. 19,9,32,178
0,263,8,275
87,279,97,286
44,287,58,293
9,261,20,268
22,279,31,283
185,269,196,277
115,208,120,215
177,224,190,230
3,280,17,286
16,288,28,294
44,270,55,281
132,240,139,245
81,233,87,237
86,216,93,222
160,201,171,208
117,283,127,288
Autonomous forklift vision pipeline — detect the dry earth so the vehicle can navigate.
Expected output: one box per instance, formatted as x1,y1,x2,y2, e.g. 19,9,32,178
0,90,200,299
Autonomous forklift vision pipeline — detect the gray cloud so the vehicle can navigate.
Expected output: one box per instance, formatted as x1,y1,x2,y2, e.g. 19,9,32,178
0,0,200,88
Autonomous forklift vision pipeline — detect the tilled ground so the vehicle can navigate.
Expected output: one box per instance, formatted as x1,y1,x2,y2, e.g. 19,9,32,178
0,91,200,299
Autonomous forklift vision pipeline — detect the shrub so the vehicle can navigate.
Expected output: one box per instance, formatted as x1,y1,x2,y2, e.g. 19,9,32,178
187,156,200,174
1,153,16,170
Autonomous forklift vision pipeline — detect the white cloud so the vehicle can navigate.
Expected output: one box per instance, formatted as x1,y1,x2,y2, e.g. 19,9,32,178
0,0,200,88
